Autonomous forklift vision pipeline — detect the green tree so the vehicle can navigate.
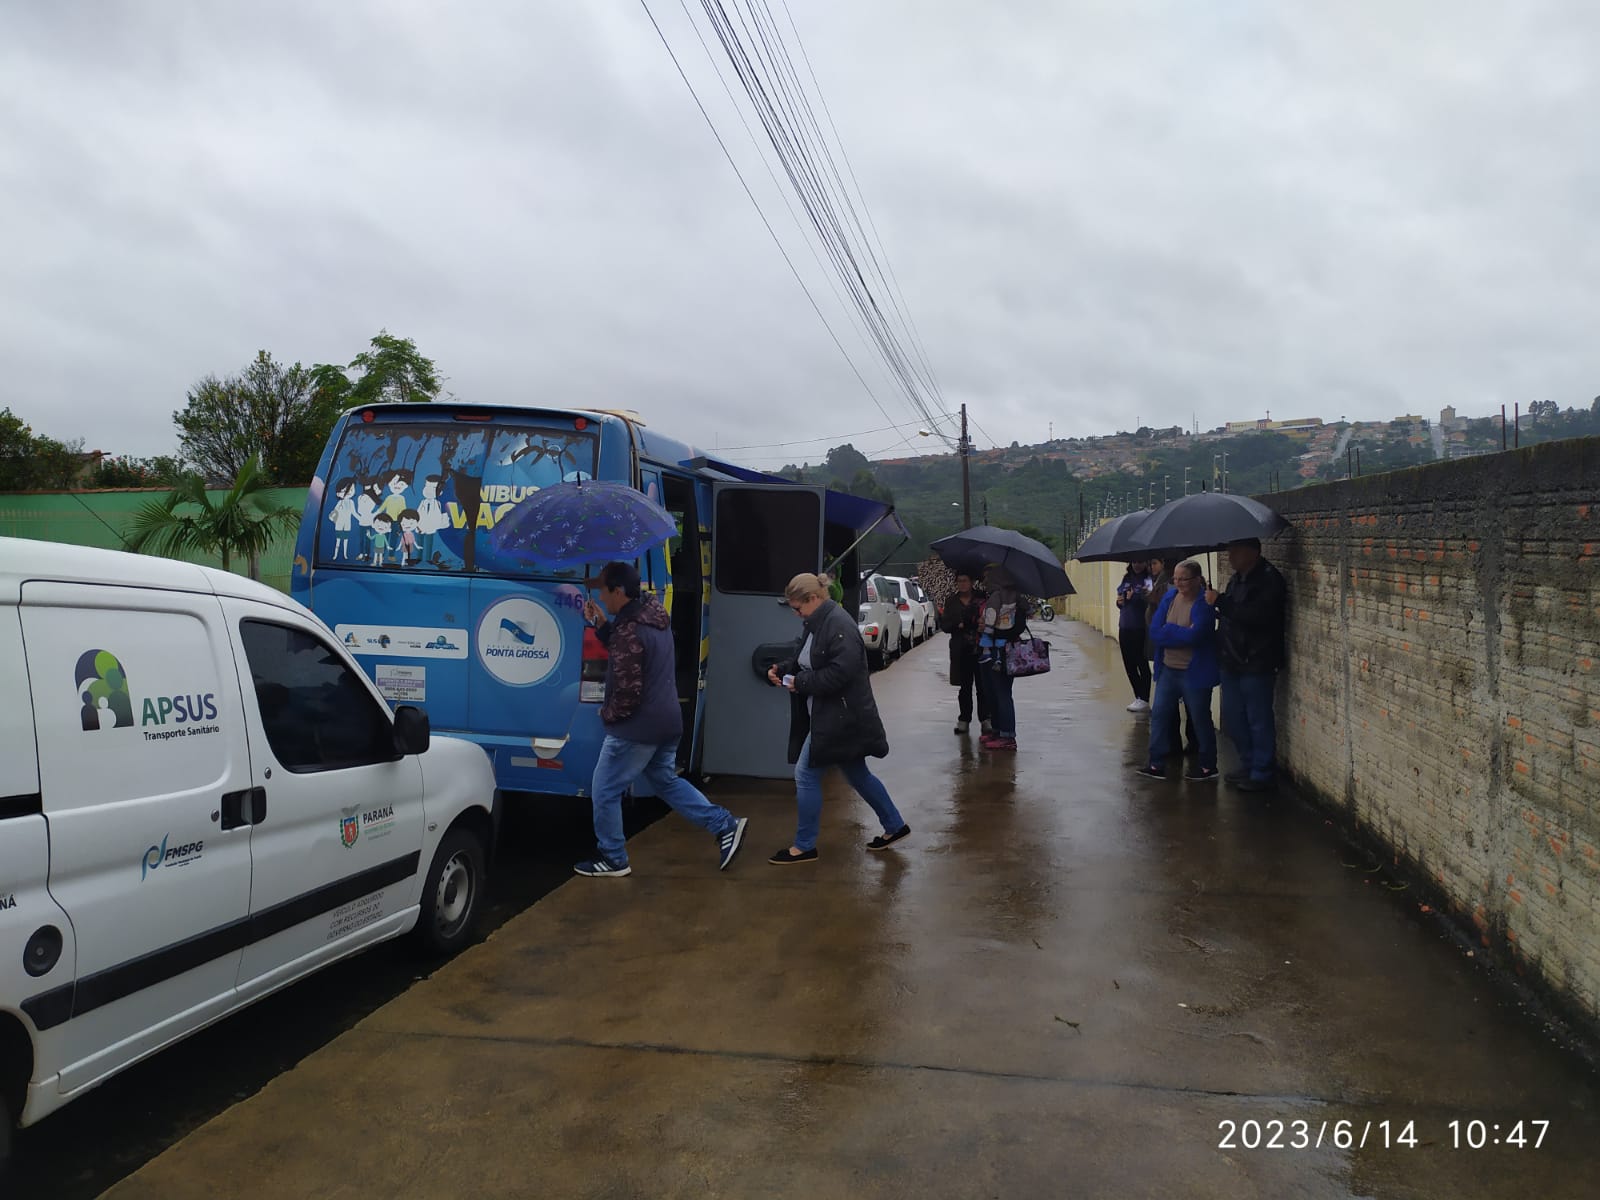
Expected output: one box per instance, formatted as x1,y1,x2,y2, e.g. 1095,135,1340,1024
313,329,442,408
0,408,92,490
0,407,39,489
88,455,188,489
174,352,339,485
823,443,872,485
124,456,302,580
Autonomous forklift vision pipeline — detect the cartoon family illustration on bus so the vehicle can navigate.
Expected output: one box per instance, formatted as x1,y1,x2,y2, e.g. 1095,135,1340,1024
325,467,441,567
329,468,450,566
324,426,594,572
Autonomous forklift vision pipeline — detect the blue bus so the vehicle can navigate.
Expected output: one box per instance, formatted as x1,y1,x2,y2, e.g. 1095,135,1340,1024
290,403,906,797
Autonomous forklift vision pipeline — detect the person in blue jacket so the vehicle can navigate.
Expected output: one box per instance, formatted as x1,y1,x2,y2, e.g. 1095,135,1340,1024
1136,558,1219,782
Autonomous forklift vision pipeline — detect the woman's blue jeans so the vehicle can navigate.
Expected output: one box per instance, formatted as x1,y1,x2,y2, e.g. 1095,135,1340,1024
979,664,1017,738
1148,667,1217,771
794,735,905,852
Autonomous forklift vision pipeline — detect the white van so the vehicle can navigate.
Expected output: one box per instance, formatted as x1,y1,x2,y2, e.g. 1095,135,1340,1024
0,539,499,1160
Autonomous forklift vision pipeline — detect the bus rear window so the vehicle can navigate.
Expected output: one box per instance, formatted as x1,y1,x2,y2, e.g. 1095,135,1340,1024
315,418,599,575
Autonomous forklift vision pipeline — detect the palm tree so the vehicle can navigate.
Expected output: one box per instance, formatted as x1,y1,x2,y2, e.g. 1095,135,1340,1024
124,455,302,581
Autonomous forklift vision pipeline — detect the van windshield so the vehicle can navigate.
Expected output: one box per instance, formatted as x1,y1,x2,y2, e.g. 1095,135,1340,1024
315,418,600,576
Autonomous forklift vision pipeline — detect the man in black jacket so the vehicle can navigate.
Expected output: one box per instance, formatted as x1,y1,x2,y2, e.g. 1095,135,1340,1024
937,571,991,736
1205,538,1287,791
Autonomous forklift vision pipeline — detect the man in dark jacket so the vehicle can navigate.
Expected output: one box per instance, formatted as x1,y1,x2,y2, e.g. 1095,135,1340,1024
766,572,906,864
1205,538,1288,791
937,570,991,736
575,561,747,877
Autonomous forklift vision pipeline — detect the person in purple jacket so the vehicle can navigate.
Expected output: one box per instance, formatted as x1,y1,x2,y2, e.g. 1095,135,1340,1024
574,561,748,877
1135,559,1220,782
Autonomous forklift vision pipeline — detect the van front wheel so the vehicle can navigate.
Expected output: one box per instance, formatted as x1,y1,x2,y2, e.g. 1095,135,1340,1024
413,827,486,956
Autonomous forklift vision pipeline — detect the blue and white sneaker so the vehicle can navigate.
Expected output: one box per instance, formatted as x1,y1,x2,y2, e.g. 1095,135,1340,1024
717,817,748,871
573,857,631,878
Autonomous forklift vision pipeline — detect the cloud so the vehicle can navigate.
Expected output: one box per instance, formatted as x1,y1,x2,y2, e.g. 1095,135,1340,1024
2,0,1597,467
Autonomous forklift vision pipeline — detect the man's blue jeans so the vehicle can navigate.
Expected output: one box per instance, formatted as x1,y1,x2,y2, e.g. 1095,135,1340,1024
1148,667,1217,771
1220,670,1278,780
794,735,906,852
591,735,735,866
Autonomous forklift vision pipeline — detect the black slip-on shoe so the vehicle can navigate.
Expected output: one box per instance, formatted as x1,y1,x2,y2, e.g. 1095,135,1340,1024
1134,765,1168,780
768,846,818,865
866,824,911,851
1185,766,1220,782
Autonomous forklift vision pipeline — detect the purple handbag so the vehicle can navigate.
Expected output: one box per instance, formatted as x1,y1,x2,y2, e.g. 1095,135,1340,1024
1004,634,1051,678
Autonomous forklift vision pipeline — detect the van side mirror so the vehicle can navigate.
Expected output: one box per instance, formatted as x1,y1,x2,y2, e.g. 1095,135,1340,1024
393,705,431,756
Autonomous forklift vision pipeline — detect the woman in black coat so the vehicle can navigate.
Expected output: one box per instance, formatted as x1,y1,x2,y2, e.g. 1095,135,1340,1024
765,573,908,864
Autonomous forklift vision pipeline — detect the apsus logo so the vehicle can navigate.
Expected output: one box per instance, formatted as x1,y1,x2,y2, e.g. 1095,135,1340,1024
77,649,134,730
75,647,219,733
141,834,205,881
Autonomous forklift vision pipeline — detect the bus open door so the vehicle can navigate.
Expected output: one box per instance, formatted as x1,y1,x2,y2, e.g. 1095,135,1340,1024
700,482,826,779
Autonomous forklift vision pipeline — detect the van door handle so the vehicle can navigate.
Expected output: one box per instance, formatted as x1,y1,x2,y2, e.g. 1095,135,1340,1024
221,787,267,830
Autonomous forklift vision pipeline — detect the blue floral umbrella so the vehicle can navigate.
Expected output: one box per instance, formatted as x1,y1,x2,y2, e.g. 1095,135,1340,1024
494,480,677,566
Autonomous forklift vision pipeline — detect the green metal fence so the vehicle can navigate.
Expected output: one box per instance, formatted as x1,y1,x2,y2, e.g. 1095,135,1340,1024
0,488,310,594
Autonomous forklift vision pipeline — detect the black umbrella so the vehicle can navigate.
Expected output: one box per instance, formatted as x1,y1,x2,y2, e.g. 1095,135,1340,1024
1123,492,1288,556
1074,509,1155,563
930,525,1075,597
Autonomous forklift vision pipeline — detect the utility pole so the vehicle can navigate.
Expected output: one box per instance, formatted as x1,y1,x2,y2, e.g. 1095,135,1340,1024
960,403,973,527
982,494,989,524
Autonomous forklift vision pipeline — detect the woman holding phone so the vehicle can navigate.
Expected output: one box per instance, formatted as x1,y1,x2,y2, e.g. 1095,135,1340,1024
766,572,908,864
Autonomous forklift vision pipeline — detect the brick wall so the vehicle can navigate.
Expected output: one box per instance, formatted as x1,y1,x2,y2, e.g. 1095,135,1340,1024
1265,437,1600,1026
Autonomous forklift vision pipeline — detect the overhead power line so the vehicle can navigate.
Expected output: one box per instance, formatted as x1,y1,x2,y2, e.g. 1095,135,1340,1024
715,410,958,452
642,0,954,449
635,0,902,431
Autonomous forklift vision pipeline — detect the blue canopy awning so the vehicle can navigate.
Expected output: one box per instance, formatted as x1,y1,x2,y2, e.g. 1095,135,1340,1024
687,456,910,540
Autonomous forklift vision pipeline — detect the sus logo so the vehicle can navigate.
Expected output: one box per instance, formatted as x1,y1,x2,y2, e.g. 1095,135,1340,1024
76,649,135,731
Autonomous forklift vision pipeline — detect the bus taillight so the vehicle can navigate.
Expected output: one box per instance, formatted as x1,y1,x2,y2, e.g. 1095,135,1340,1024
581,626,608,703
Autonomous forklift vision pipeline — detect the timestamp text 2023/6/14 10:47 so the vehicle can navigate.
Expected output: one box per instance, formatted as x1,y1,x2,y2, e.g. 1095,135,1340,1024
1217,1119,1552,1151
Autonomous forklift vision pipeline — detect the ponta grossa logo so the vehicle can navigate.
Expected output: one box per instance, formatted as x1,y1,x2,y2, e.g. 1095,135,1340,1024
141,834,205,881
76,648,134,730
74,647,220,739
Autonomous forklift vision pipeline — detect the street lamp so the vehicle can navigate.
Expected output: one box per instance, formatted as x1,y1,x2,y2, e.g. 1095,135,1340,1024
1183,467,1191,496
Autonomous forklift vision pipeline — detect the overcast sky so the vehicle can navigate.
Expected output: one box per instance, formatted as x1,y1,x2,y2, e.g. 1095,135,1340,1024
4,1,1597,467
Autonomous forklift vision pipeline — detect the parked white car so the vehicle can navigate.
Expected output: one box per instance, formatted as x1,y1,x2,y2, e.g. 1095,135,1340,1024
877,575,930,646
858,576,902,670
0,539,499,1161
906,579,938,642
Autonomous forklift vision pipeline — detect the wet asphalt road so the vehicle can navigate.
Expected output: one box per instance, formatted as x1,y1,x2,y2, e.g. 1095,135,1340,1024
2,799,665,1200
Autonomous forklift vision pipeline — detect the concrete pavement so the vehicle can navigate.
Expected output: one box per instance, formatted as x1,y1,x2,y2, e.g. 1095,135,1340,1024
104,623,1600,1199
